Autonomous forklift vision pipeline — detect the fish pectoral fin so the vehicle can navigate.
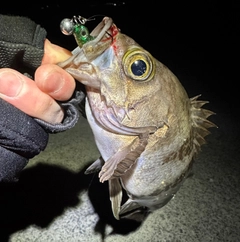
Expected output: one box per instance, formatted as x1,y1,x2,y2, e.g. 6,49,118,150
98,143,132,182
99,133,149,183
84,157,105,174
109,178,122,220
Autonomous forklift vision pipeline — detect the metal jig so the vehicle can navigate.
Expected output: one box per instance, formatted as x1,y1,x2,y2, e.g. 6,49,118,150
60,15,95,47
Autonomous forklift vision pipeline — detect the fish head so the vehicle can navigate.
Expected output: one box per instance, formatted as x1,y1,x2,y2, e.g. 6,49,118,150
59,16,190,129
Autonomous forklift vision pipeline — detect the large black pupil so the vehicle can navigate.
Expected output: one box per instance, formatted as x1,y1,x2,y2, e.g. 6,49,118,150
131,60,146,76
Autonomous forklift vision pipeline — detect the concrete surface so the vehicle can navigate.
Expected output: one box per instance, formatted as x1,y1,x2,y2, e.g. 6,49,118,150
1,95,239,241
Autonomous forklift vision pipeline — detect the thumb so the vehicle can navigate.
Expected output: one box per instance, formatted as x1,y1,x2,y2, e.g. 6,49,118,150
41,39,72,65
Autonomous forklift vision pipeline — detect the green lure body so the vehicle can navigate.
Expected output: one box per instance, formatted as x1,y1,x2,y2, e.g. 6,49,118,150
73,24,94,47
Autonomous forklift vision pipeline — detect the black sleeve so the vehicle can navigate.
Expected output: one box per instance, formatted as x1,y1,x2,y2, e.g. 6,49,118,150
0,15,83,182
0,14,46,77
0,98,48,182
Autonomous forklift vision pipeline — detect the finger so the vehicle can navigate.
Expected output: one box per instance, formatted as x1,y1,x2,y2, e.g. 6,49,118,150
0,68,64,124
35,64,76,101
42,39,72,64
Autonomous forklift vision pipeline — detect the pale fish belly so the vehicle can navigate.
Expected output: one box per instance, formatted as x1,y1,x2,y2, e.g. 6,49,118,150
120,133,194,202
121,150,193,196
118,148,193,216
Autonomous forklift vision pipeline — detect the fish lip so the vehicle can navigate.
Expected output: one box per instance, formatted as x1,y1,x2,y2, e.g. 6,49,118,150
90,16,117,44
90,17,112,39
81,17,118,61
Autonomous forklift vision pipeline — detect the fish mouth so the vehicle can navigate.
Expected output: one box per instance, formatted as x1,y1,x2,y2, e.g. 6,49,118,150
58,16,118,64
58,17,118,88
90,17,118,43
67,16,118,63
81,16,118,61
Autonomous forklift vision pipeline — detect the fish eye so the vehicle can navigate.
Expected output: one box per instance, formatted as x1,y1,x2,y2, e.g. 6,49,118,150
123,48,155,81
131,59,147,76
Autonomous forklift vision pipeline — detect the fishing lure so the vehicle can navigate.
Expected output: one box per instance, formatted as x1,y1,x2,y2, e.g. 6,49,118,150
60,15,95,47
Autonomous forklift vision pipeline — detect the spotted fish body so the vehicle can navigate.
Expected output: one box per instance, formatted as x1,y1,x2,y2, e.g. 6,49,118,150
59,17,216,220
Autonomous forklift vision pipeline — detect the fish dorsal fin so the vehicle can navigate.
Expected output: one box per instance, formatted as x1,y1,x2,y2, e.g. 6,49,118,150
99,133,149,183
190,95,217,156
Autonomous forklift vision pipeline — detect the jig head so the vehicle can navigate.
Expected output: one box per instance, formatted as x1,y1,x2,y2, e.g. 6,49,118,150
60,15,95,47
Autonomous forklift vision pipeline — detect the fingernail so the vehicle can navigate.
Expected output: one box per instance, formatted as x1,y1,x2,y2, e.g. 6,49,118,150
44,71,64,94
0,71,23,97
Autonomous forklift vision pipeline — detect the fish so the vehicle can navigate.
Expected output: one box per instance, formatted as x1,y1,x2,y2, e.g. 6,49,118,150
59,16,216,221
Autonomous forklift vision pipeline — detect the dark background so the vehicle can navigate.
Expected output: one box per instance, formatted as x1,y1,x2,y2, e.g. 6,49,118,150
1,0,239,112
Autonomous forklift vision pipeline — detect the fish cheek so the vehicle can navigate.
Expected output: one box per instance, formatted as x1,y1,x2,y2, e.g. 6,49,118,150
100,67,129,108
123,78,164,124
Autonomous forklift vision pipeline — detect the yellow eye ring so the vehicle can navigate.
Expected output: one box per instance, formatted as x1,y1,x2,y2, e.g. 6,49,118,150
122,48,155,82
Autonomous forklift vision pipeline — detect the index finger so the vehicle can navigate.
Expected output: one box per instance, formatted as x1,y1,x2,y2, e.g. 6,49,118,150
41,39,72,65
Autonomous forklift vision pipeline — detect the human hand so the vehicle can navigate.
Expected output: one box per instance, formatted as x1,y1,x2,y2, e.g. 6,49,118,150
0,39,76,124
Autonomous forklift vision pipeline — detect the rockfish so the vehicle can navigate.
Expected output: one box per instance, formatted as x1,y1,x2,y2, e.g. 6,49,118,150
59,16,216,220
